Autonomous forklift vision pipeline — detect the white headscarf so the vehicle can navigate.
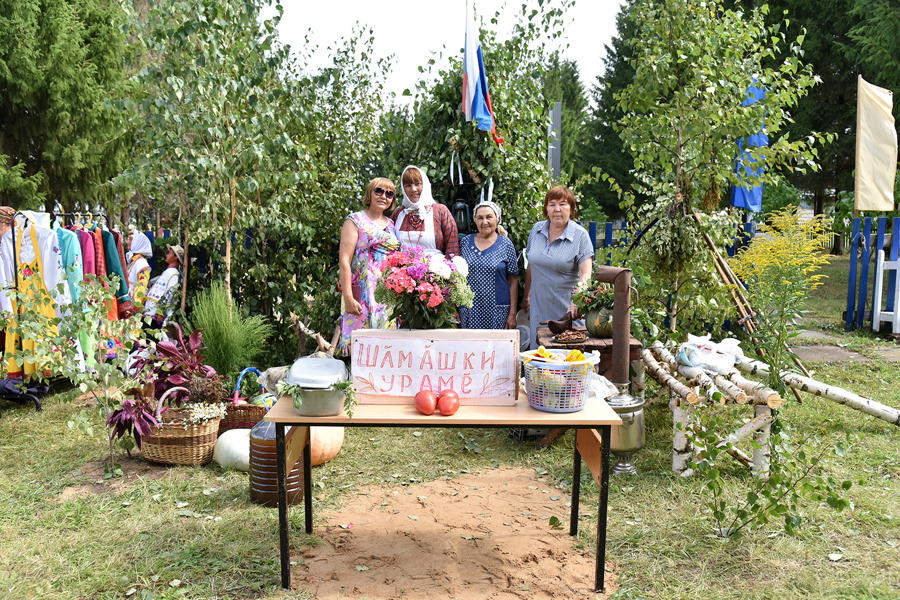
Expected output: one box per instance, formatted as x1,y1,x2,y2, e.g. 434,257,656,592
400,165,436,220
473,200,502,224
127,232,153,290
473,200,508,237
130,231,152,258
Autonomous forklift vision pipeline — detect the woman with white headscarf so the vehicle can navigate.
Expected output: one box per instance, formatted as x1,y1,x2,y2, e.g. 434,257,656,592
127,231,153,305
391,165,460,258
459,201,519,330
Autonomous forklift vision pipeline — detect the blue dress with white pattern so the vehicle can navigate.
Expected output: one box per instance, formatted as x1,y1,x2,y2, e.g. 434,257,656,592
459,234,519,330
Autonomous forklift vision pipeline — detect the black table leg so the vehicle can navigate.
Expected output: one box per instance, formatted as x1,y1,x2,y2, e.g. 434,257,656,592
595,424,612,593
570,430,582,536
303,430,313,534
276,424,290,589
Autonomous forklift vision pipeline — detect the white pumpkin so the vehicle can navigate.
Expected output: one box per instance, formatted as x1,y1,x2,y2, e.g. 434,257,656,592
309,427,344,466
213,429,251,471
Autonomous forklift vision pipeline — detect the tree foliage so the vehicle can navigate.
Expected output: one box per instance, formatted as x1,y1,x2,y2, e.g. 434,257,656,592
381,2,572,253
0,0,133,211
577,1,639,220
609,0,830,336
616,0,828,211
542,52,588,186
120,0,305,306
227,25,391,362
848,0,900,90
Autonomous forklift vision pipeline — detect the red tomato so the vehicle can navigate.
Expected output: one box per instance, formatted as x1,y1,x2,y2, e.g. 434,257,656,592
438,390,460,416
414,390,438,415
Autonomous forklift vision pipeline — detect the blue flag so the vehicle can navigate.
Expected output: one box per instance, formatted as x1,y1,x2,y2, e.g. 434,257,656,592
732,83,767,212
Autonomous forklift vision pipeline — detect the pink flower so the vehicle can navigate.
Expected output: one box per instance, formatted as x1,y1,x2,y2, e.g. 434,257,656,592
427,289,444,307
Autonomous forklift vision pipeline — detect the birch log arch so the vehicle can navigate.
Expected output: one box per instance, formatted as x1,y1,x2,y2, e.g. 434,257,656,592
350,329,520,405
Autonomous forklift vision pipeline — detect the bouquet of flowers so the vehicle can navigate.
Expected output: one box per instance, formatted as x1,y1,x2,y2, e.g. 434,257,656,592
572,280,615,337
571,280,614,315
375,246,474,329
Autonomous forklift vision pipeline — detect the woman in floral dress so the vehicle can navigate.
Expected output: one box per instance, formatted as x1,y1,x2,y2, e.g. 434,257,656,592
336,177,401,356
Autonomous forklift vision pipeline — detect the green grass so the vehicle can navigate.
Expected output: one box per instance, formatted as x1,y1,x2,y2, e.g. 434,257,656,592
1,255,899,599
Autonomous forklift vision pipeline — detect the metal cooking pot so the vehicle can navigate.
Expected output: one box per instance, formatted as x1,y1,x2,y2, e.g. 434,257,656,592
283,356,349,416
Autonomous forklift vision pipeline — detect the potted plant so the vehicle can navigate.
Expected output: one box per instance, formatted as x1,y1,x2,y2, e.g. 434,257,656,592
571,281,615,338
133,324,227,465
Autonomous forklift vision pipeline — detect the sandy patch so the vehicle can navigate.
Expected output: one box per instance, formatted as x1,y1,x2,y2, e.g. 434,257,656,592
59,456,172,501
293,467,616,599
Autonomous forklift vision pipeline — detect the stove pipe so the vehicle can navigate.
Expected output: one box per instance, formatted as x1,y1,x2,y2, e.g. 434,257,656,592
592,266,632,388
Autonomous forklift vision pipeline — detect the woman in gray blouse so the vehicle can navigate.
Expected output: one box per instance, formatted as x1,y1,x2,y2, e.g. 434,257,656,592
521,186,594,349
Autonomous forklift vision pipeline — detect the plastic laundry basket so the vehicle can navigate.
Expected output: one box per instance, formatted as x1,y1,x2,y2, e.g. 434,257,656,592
520,350,601,413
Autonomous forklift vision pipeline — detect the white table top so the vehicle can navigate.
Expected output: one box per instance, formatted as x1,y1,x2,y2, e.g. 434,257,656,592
265,395,621,428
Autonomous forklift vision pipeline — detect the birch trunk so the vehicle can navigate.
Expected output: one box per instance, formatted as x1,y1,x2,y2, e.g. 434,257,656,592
670,397,694,475
651,341,717,402
642,348,698,404
711,374,748,404
736,358,900,425
752,406,772,476
720,412,775,447
225,176,236,314
723,369,784,409
631,358,646,398
696,425,752,468
180,229,189,314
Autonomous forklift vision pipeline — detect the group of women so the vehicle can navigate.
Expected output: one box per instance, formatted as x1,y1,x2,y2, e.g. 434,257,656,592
336,166,593,356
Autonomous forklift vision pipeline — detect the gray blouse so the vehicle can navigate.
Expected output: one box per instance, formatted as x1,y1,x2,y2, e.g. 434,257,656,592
526,220,594,349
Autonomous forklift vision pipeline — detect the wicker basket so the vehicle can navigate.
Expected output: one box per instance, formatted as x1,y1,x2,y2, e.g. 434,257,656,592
219,367,267,436
142,408,221,466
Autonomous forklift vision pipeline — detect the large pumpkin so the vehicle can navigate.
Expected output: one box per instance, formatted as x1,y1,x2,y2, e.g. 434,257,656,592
213,429,251,472
309,427,344,466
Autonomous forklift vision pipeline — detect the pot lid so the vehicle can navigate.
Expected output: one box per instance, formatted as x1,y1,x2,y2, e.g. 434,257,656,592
283,356,348,389
606,393,645,414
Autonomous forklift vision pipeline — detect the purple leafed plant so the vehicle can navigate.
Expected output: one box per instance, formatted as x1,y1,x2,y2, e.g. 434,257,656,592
107,398,158,450
106,382,158,450
133,323,218,404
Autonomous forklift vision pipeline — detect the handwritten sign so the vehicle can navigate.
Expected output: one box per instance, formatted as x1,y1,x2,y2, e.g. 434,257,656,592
351,329,519,406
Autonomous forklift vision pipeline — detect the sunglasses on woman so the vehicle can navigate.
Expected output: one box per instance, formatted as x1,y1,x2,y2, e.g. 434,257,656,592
374,187,395,200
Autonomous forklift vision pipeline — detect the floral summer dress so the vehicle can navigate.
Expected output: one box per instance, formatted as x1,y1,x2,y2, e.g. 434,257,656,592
336,211,401,356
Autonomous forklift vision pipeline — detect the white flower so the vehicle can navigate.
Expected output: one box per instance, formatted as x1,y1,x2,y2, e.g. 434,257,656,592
451,255,468,278
427,256,452,279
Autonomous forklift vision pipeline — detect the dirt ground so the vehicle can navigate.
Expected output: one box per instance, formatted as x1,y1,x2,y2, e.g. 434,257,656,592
57,337,884,598
59,456,176,501
292,467,616,599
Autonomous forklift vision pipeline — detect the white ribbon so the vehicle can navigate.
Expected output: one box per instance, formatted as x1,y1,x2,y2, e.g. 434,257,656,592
481,177,494,203
450,152,464,186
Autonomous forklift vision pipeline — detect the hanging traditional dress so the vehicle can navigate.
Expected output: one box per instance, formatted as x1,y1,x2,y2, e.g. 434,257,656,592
3,224,68,378
53,224,84,304
74,227,96,278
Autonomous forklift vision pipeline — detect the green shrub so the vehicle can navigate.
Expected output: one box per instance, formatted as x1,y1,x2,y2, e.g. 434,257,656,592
188,280,273,377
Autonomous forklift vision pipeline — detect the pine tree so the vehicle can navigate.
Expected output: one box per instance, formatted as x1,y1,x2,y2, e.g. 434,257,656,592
0,0,132,211
542,53,588,185
577,1,638,219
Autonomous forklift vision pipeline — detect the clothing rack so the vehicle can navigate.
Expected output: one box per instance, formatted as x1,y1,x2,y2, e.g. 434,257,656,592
49,211,110,227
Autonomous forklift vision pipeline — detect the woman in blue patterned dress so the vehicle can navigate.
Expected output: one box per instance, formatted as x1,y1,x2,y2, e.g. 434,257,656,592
459,201,519,330
336,178,402,356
